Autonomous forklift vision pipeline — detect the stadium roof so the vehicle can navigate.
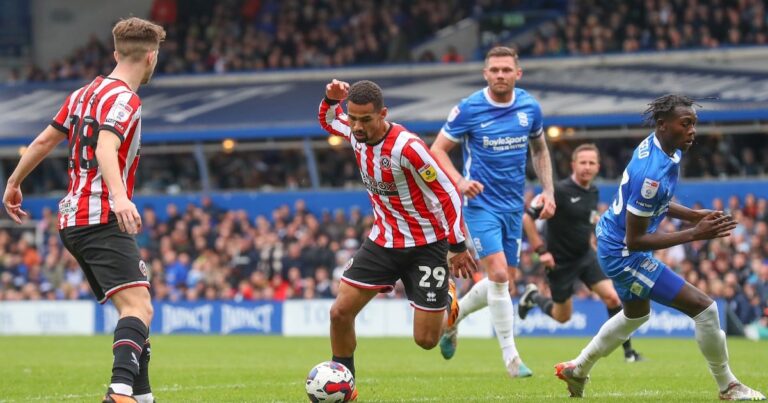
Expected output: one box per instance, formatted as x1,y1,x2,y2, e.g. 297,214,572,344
1,47,767,145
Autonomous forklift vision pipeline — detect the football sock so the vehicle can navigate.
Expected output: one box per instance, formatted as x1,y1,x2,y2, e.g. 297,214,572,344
693,302,737,391
606,306,633,353
532,291,554,317
133,338,152,396
572,311,649,377
134,393,155,403
487,280,518,362
332,355,355,378
110,316,148,394
456,277,490,324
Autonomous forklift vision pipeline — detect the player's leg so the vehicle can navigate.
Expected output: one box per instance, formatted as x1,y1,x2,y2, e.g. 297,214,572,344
331,239,398,377
555,252,654,397
494,212,530,377
110,287,153,400
519,264,577,323
330,282,378,376
658,270,765,400
584,249,643,362
403,239,452,350
438,207,498,360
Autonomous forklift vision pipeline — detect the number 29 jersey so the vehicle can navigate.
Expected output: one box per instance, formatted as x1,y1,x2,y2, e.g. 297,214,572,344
51,76,143,229
596,133,681,257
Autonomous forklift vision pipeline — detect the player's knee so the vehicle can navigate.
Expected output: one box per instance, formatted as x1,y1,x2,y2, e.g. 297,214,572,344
329,303,353,325
603,294,621,309
413,333,439,350
552,310,571,323
486,267,508,283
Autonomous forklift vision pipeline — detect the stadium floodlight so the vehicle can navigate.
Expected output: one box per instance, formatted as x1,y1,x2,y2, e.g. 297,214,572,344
547,126,562,139
222,138,236,152
328,135,343,147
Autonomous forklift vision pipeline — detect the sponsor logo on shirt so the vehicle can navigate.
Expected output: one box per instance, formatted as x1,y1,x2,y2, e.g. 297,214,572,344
361,173,398,196
481,135,527,151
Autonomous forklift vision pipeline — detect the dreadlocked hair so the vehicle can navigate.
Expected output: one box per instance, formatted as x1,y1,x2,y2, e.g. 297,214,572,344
642,94,700,126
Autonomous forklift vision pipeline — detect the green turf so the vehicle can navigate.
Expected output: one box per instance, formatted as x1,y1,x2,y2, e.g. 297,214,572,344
0,335,765,402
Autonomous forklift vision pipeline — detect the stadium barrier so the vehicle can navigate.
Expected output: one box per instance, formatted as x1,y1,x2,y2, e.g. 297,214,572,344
0,299,724,337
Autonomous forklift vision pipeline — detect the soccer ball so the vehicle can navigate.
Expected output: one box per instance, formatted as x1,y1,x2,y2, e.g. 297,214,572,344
305,361,356,402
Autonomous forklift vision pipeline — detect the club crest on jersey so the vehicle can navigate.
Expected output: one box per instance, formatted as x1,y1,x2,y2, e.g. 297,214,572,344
418,164,437,182
517,112,529,127
139,260,148,277
641,178,660,199
381,156,391,170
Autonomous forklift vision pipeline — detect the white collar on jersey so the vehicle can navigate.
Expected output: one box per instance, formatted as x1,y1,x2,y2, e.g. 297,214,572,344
652,132,681,164
483,87,516,108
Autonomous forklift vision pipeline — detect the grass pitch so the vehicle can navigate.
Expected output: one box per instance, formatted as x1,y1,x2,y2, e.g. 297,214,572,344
0,335,765,402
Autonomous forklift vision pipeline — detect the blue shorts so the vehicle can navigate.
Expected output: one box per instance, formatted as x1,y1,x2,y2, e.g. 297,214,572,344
464,206,522,266
597,249,685,305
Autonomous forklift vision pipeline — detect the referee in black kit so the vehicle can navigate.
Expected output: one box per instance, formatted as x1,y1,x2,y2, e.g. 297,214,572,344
519,143,643,362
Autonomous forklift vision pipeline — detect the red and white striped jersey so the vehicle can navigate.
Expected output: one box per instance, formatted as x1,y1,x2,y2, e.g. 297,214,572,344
318,99,466,248
51,76,143,229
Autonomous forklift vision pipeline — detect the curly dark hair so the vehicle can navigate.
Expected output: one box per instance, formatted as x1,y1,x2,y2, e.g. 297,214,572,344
642,94,700,126
348,80,384,110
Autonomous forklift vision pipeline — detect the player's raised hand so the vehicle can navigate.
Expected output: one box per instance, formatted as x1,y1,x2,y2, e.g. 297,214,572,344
3,184,28,224
537,192,557,220
447,250,477,279
458,178,484,198
326,79,350,101
113,195,142,234
692,212,736,240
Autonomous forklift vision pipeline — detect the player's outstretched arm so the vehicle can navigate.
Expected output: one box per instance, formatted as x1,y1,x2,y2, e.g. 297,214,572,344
625,211,736,251
318,79,352,139
529,135,556,219
3,125,66,223
668,202,718,223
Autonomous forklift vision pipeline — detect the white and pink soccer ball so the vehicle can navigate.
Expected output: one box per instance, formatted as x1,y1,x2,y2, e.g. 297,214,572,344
305,361,356,402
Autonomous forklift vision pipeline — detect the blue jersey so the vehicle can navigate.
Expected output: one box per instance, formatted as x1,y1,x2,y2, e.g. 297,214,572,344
441,87,543,212
597,133,681,257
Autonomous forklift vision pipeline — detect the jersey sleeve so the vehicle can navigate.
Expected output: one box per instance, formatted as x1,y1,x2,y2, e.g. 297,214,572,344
99,91,141,143
440,100,471,143
401,138,466,244
625,163,663,217
51,93,74,136
317,98,351,141
528,100,544,139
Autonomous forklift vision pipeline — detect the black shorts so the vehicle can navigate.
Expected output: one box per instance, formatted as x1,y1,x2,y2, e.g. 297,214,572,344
342,238,449,311
546,250,607,303
59,215,148,304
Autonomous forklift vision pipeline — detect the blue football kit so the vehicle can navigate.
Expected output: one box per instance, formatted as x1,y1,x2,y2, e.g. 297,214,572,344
596,133,686,303
441,87,543,264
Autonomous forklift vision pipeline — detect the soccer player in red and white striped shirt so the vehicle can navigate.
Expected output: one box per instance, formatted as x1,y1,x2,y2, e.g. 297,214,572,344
2,18,165,403
318,79,477,388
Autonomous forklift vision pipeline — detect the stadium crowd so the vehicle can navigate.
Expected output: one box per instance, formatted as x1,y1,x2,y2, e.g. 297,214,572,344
6,0,768,83
1,192,767,333
2,134,765,195
530,0,768,56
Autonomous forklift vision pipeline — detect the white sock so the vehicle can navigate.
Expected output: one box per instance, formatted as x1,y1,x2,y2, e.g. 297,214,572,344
572,310,649,377
134,393,155,403
487,280,518,362
693,302,738,391
109,383,133,396
455,277,490,324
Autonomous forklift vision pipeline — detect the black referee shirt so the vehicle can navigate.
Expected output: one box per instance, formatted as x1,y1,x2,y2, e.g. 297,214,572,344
545,177,599,262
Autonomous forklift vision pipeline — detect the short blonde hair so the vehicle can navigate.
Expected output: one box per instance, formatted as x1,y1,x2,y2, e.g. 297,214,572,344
485,46,519,65
112,17,166,62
